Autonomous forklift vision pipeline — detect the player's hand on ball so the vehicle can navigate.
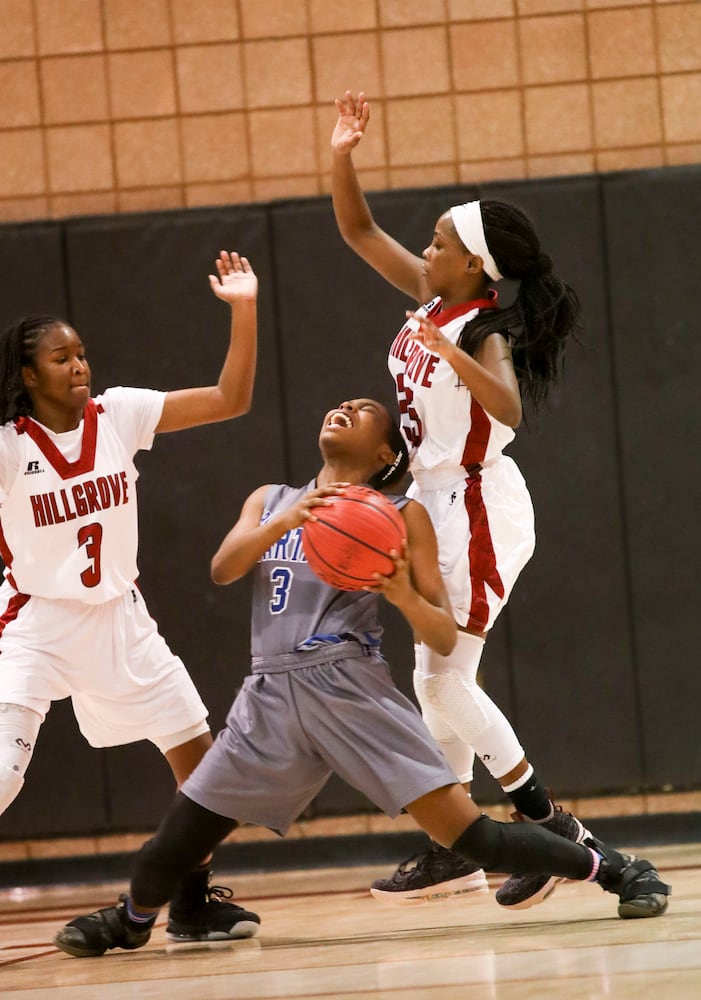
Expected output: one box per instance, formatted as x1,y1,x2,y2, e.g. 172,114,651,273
290,484,348,529
363,540,413,606
209,251,258,302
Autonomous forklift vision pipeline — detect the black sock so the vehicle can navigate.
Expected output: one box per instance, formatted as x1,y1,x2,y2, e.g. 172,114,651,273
506,771,552,821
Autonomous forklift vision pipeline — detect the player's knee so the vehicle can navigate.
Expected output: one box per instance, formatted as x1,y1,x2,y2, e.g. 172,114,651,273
413,670,455,742
451,814,503,870
0,703,41,815
417,670,490,744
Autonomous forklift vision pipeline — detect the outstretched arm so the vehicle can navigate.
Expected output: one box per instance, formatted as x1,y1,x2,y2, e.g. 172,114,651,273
331,91,428,303
156,251,258,433
367,499,456,656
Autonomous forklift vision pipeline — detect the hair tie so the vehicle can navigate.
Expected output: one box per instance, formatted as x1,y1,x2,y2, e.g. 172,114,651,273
450,202,503,282
380,448,405,482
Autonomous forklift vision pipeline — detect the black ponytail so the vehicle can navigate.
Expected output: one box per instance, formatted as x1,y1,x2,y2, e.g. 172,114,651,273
0,316,63,424
458,200,582,411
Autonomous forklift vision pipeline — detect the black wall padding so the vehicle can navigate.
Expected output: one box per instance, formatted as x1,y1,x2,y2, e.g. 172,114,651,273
0,222,67,321
604,167,701,788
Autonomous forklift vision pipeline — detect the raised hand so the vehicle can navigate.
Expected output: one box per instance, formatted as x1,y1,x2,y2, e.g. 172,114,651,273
331,90,370,154
406,310,452,357
209,251,258,303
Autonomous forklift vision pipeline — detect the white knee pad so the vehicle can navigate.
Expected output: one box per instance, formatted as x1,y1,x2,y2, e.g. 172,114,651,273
418,670,491,745
0,703,41,815
469,689,525,779
416,632,491,746
413,669,457,743
436,736,476,785
421,631,485,684
413,669,476,783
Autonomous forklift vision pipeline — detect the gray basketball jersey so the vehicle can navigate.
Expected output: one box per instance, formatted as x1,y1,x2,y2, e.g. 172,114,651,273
250,480,410,659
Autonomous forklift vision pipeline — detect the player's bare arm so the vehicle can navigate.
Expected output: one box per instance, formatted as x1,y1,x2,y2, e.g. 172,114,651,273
331,92,427,303
211,484,346,585
369,501,456,656
156,251,258,434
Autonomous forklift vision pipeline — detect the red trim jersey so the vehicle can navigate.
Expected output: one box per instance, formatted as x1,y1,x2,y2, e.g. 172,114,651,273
0,387,165,604
388,296,535,632
388,295,515,474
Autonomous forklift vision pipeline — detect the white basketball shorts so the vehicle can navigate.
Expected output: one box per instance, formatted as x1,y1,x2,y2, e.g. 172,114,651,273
0,579,208,751
409,456,536,632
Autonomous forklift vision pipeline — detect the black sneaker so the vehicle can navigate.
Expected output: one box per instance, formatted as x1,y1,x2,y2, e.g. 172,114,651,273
495,805,590,910
167,869,260,942
370,841,488,905
54,894,153,958
586,837,671,919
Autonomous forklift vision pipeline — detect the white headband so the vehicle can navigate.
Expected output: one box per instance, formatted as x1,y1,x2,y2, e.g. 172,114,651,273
450,201,503,282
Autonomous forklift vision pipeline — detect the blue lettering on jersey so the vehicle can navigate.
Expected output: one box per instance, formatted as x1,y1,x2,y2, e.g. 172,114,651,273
270,566,293,614
259,508,307,564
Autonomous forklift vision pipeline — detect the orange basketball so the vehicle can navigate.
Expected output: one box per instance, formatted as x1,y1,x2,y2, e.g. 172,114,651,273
302,485,406,591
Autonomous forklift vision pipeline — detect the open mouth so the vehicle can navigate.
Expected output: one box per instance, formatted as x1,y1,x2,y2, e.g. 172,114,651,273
326,411,352,429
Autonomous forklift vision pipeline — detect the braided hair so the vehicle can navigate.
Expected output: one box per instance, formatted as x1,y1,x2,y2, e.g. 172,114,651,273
457,200,582,411
0,315,64,424
368,415,410,491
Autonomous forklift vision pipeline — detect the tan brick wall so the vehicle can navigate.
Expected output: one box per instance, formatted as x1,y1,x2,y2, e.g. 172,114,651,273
0,0,699,222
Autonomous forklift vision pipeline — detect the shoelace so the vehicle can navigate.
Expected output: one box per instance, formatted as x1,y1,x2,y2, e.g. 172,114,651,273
394,843,443,880
206,884,235,904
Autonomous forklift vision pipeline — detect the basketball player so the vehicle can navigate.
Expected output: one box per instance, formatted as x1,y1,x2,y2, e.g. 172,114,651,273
329,92,660,912
0,251,261,942
53,396,669,957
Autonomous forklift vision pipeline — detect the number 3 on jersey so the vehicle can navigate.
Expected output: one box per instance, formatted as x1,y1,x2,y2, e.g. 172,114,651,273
78,523,103,588
270,566,293,614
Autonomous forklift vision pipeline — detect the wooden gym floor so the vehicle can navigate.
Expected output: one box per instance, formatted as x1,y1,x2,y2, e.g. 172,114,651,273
1,839,700,1000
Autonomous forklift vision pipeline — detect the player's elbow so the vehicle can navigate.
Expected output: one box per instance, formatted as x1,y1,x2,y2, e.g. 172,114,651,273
211,558,235,585
228,397,253,419
493,399,521,429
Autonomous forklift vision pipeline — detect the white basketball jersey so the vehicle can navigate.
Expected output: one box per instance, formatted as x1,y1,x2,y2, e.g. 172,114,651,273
0,387,165,604
387,295,516,474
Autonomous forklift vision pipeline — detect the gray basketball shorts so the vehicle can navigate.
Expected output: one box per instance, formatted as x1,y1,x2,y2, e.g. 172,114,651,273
181,650,458,835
